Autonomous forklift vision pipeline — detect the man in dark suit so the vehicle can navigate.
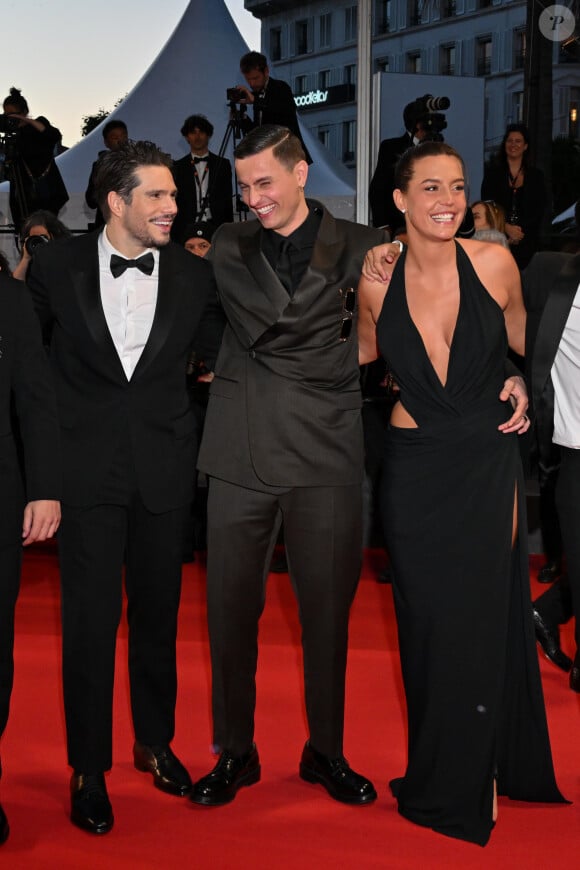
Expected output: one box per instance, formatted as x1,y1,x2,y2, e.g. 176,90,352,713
369,101,428,233
525,252,580,687
85,119,129,229
0,272,61,846
28,140,222,835
236,51,312,164
190,125,392,809
171,114,233,243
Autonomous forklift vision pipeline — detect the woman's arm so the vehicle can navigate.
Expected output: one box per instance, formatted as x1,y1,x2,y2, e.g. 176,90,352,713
357,275,389,365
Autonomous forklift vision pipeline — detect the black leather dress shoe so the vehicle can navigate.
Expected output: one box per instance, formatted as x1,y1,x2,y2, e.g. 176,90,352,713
532,608,573,672
133,742,192,796
299,742,377,805
190,745,260,806
570,655,580,692
0,802,9,845
70,773,113,835
538,561,562,584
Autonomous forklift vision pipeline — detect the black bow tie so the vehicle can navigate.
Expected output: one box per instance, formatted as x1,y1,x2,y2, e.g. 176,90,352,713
110,252,155,278
193,156,208,164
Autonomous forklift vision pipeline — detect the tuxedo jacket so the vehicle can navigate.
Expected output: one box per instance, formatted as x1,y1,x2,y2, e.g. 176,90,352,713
197,202,385,489
172,151,233,241
27,232,222,512
369,132,413,230
524,251,580,472
0,273,60,544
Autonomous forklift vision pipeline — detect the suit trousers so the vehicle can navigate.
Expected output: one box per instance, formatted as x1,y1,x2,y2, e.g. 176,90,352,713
555,447,580,652
206,477,363,759
59,495,184,773
0,541,22,738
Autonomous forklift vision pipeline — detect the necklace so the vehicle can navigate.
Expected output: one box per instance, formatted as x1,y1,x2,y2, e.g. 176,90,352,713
508,165,522,188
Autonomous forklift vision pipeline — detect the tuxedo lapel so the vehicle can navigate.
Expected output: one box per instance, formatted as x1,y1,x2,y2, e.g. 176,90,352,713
236,227,291,345
132,246,182,379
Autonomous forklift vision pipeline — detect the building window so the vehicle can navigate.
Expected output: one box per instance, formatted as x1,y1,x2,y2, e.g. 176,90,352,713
441,0,456,18
343,120,356,163
319,69,331,89
478,0,493,7
375,56,390,73
344,64,357,86
476,37,492,76
512,91,524,123
440,44,456,76
295,19,310,56
375,0,392,35
406,51,422,73
513,29,526,70
345,5,357,42
270,27,282,62
294,74,308,94
318,126,331,149
319,12,332,48
408,0,422,26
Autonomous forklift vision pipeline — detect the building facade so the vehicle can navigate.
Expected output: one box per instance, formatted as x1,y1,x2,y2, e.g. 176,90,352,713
244,0,579,169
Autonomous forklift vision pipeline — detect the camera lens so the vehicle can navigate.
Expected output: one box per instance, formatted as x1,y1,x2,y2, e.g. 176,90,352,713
24,234,50,256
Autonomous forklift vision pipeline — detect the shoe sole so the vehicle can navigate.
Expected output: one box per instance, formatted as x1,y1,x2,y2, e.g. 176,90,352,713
190,766,261,807
299,764,377,805
70,812,114,835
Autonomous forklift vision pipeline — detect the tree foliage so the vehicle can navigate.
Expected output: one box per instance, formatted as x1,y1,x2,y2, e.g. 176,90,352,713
80,96,126,138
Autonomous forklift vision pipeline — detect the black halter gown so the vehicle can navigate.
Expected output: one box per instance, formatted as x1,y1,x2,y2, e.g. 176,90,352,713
377,242,565,846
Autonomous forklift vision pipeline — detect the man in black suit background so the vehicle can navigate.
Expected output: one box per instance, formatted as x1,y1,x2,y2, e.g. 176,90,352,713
0,271,61,845
191,125,393,809
236,51,312,164
28,140,222,835
85,119,129,229
525,252,580,687
171,114,233,243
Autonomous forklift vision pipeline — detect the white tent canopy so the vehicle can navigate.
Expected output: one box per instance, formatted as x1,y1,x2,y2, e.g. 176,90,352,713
1,0,354,245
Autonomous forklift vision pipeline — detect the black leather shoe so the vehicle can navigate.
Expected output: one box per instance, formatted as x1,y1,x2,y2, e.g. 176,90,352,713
538,561,561,584
190,745,260,806
532,608,573,672
299,742,377,805
570,655,580,692
133,742,192,796
70,773,113,835
0,802,8,845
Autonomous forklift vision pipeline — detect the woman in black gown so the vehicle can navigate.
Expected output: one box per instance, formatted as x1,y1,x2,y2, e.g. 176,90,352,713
358,141,565,846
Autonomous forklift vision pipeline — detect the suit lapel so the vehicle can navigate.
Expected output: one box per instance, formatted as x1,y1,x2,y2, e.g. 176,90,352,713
132,245,181,379
237,226,292,345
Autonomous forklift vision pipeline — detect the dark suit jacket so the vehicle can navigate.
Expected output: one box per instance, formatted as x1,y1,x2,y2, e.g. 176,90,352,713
172,151,233,241
243,77,312,165
27,232,223,512
0,274,60,544
85,152,106,228
369,132,413,231
197,202,385,489
524,251,580,475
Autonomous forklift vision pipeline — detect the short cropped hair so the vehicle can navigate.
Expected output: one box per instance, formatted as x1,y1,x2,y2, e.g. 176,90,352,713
240,51,268,74
102,119,128,139
180,114,214,138
93,140,173,222
234,125,305,171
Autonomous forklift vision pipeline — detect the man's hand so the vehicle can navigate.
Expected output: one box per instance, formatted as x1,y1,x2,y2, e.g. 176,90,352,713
22,500,61,546
498,375,530,434
362,241,403,283
236,85,254,104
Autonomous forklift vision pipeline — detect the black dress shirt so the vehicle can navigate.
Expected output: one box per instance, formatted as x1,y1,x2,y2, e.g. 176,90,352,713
261,206,322,295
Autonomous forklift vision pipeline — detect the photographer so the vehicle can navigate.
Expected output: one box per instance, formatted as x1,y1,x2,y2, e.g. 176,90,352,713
12,210,71,282
2,87,68,233
232,52,312,164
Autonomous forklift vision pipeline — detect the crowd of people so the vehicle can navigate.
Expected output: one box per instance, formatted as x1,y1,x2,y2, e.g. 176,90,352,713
0,60,578,852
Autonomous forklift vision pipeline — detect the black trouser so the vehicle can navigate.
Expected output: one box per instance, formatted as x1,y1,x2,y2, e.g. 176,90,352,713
555,448,580,654
0,542,22,739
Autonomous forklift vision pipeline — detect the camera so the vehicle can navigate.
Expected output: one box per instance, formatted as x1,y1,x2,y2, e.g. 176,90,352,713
226,87,245,103
406,94,450,142
24,234,50,256
0,114,20,135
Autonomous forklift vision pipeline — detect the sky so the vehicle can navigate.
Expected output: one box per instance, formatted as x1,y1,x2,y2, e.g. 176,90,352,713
2,0,261,147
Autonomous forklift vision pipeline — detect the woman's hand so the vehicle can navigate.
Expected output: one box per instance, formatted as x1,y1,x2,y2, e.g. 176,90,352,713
362,241,403,283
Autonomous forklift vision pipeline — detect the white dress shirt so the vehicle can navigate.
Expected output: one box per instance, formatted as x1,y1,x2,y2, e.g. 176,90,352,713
98,229,159,380
552,281,580,449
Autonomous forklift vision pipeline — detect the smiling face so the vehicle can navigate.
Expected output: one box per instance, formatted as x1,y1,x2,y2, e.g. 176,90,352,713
107,164,177,256
394,154,466,242
236,146,309,237
471,203,489,231
504,131,528,162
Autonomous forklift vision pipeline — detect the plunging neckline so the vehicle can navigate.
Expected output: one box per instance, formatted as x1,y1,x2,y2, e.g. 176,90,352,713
401,245,462,390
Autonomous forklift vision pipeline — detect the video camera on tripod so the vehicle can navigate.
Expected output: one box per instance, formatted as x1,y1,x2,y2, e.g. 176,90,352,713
405,94,451,142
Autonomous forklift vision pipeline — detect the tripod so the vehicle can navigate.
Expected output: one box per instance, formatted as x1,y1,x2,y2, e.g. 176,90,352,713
195,102,249,223
0,128,30,236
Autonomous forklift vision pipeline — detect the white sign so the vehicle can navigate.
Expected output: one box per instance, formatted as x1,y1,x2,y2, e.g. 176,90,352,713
294,90,329,108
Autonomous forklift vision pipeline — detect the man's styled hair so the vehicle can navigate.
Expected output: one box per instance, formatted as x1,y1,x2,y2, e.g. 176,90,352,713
102,119,128,139
93,140,173,222
234,125,305,171
240,51,268,74
180,114,214,138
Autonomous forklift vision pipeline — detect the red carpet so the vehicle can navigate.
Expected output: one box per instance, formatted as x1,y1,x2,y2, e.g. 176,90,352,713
1,547,579,868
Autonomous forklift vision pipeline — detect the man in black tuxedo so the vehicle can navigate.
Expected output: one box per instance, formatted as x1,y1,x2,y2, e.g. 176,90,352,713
191,125,394,809
236,51,312,164
0,272,61,846
28,140,222,835
525,252,580,687
171,114,233,243
369,102,428,233
85,119,129,229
